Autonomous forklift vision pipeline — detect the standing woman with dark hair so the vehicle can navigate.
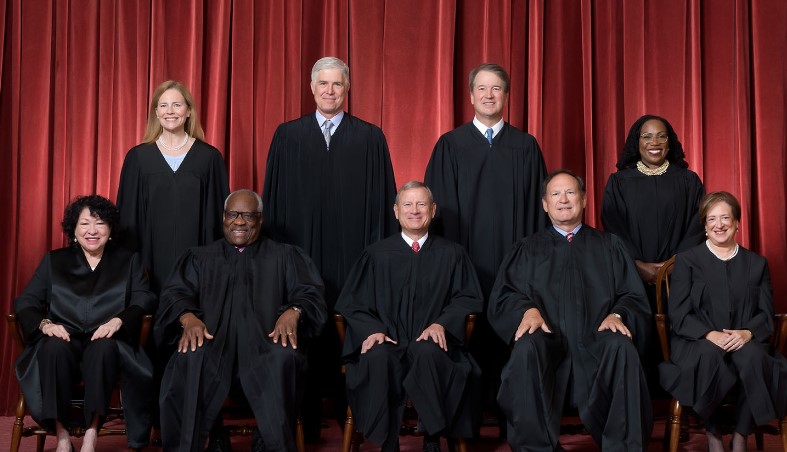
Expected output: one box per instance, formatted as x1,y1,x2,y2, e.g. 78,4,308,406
601,114,706,396
14,195,156,452
602,114,705,287
116,80,229,294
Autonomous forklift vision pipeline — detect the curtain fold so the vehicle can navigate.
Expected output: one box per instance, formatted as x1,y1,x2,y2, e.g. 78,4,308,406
1,0,785,414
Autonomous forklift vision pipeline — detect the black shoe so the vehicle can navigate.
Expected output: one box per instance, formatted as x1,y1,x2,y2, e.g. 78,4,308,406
205,429,232,452
423,435,441,452
250,430,266,452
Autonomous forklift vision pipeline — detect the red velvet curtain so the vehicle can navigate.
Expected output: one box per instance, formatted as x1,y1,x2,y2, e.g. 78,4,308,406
1,0,785,413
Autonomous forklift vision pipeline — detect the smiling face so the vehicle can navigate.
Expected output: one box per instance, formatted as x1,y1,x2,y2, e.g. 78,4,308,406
311,68,347,118
393,187,437,239
704,201,739,248
638,119,670,168
75,207,111,256
223,192,262,247
542,173,587,232
470,70,508,126
155,88,191,134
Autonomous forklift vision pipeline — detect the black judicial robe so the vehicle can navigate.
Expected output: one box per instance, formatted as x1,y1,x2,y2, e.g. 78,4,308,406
659,245,787,431
155,238,327,452
117,140,229,292
335,234,483,446
262,113,397,304
424,122,547,295
488,227,652,450
601,165,705,265
14,245,156,446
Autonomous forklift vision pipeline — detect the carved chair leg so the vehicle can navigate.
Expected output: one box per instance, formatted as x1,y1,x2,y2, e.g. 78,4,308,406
342,404,355,452
667,399,682,452
779,417,787,452
10,393,25,452
755,432,764,451
295,418,305,452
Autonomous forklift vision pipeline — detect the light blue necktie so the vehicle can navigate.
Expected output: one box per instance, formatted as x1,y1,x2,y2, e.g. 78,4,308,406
323,120,333,150
486,128,493,145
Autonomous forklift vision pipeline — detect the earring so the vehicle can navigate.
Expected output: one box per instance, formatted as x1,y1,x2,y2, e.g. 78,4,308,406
73,237,77,243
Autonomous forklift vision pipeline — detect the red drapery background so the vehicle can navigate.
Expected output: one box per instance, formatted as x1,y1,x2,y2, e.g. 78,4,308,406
1,0,785,413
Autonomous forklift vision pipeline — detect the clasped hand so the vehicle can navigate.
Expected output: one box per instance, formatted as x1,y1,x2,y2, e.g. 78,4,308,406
705,329,751,352
41,317,122,342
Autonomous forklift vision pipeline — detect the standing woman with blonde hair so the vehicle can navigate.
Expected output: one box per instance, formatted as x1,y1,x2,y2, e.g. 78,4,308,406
116,80,229,444
117,80,229,294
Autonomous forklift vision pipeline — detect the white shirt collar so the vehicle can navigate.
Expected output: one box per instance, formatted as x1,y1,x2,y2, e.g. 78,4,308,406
401,232,428,249
473,117,504,139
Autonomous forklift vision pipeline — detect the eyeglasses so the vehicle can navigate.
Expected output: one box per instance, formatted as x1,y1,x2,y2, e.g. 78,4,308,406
640,133,668,144
224,211,261,221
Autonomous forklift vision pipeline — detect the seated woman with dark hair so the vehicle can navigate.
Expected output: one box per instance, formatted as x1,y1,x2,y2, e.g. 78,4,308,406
14,195,157,452
659,191,787,452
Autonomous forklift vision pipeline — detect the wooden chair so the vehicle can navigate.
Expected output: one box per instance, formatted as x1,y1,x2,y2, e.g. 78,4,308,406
655,256,787,451
216,400,305,452
7,313,153,452
335,313,477,452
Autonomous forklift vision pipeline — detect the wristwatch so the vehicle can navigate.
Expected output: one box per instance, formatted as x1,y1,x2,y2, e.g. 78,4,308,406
290,306,303,315
611,313,623,321
39,319,53,331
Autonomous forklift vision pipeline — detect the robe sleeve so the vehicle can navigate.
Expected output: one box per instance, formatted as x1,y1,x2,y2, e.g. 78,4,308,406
154,249,203,347
431,247,484,344
13,253,52,343
262,125,288,241
277,246,328,340
668,253,713,340
607,234,653,351
204,146,230,244
117,252,157,345
424,136,460,243
116,147,144,253
745,257,774,341
487,242,542,345
674,171,706,254
335,251,391,356
601,173,640,259
371,128,399,239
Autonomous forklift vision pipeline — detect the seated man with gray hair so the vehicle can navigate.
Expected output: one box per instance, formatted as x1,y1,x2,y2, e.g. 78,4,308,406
336,181,484,452
155,189,327,452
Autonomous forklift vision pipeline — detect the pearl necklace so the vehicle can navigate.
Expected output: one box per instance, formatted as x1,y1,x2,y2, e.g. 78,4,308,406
157,134,190,152
636,160,669,176
706,240,739,261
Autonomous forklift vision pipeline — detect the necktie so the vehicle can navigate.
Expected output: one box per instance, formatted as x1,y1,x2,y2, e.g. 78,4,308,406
323,120,333,149
412,241,420,253
486,128,493,145
566,232,574,243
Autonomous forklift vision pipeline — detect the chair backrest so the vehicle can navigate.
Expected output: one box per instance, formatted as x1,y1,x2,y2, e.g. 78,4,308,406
654,255,676,362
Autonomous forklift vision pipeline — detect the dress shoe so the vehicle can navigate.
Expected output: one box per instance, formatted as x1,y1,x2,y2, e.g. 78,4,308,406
204,429,232,452
423,435,441,452
250,429,266,452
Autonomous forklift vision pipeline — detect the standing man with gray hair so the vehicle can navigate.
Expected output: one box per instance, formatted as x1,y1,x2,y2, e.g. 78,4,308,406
424,63,548,432
263,56,398,440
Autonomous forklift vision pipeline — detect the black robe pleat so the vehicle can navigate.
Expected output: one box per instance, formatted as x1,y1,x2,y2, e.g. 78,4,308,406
14,245,156,448
424,122,547,297
116,140,229,292
601,165,706,265
659,244,787,434
335,235,483,450
262,113,397,305
154,238,327,452
488,226,653,451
